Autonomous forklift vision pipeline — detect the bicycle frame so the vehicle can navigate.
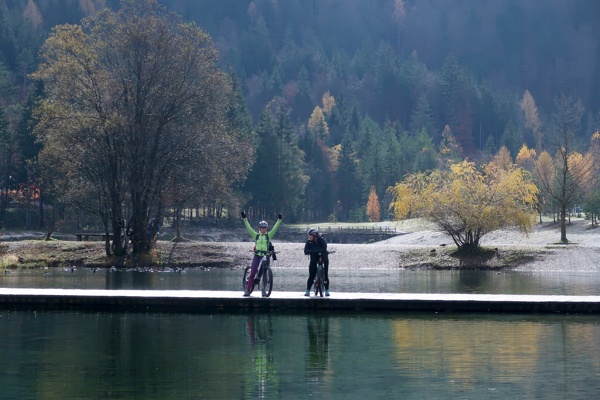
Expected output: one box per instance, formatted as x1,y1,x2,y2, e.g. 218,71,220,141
253,255,270,281
313,250,334,297
313,260,325,297
243,251,276,297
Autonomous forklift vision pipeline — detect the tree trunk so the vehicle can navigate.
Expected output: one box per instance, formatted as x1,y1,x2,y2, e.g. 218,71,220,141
103,218,112,256
560,205,568,243
175,205,182,241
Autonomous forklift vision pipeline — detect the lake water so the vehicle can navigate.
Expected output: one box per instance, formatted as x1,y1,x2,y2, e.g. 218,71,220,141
2,267,600,399
1,267,600,295
1,310,599,399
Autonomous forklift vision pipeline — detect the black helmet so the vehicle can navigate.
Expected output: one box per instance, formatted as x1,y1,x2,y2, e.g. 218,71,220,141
307,228,318,236
258,220,269,228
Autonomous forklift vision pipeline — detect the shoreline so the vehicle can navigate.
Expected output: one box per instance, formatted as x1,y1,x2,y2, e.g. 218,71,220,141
1,219,599,272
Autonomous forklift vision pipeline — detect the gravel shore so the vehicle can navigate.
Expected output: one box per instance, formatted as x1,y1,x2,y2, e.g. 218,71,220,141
213,219,600,272
2,219,599,271
377,219,600,272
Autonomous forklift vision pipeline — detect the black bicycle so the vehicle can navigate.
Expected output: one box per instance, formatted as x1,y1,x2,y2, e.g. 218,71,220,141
313,250,334,297
243,251,276,297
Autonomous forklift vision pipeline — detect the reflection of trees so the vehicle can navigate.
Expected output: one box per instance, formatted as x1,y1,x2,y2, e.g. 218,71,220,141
306,316,330,379
392,318,545,385
104,270,161,290
244,314,277,399
453,270,486,293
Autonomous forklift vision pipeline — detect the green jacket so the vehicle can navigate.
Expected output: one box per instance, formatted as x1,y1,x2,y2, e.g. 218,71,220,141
243,218,282,255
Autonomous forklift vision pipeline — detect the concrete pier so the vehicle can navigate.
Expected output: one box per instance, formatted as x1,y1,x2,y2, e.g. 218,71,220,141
1,288,600,314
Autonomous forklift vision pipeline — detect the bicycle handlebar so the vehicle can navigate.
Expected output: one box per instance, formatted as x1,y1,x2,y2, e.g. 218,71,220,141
317,250,335,256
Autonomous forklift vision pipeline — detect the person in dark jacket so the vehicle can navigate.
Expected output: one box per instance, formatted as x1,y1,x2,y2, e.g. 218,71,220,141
304,228,330,296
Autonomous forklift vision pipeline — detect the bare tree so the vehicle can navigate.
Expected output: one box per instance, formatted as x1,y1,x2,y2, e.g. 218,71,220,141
534,95,589,243
34,0,247,257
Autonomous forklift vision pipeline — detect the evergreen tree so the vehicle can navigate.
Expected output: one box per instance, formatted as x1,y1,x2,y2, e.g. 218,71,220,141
440,54,462,128
372,41,402,122
240,15,275,77
293,65,312,118
361,135,385,205
328,91,348,145
15,81,44,185
301,111,334,221
244,98,307,220
355,116,381,160
410,93,435,137
382,119,403,192
413,128,438,172
335,133,361,221
438,125,463,171
499,119,523,158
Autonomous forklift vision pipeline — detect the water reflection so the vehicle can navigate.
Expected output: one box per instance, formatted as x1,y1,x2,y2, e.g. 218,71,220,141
453,270,488,293
1,311,600,399
306,315,330,379
2,267,600,295
244,315,276,399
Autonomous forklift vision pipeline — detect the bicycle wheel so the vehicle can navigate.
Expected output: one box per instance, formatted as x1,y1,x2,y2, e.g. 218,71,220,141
243,266,254,294
315,266,324,297
262,267,273,297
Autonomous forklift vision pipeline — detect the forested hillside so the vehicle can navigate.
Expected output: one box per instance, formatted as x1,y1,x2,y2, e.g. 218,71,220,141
1,0,599,231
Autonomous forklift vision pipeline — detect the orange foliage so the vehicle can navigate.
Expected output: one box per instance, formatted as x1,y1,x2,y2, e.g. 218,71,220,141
366,186,381,222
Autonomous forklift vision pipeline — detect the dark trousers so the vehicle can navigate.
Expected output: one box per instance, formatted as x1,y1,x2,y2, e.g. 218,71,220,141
247,254,262,291
306,259,329,291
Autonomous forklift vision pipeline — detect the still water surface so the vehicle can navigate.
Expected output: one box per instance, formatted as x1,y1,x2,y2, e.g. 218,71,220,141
1,310,599,399
2,268,600,399
1,267,600,295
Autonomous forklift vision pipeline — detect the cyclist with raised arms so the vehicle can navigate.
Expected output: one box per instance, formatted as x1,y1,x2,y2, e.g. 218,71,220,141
304,228,330,297
241,211,283,296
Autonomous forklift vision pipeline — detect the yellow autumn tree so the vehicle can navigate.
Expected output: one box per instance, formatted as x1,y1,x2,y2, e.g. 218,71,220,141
516,144,544,220
390,160,538,251
308,106,329,138
520,90,542,150
322,91,335,116
490,146,513,171
366,186,381,222
516,144,536,172
590,131,600,169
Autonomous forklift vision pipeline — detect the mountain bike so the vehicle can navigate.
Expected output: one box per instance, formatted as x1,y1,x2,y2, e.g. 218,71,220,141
313,250,334,297
243,251,276,297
